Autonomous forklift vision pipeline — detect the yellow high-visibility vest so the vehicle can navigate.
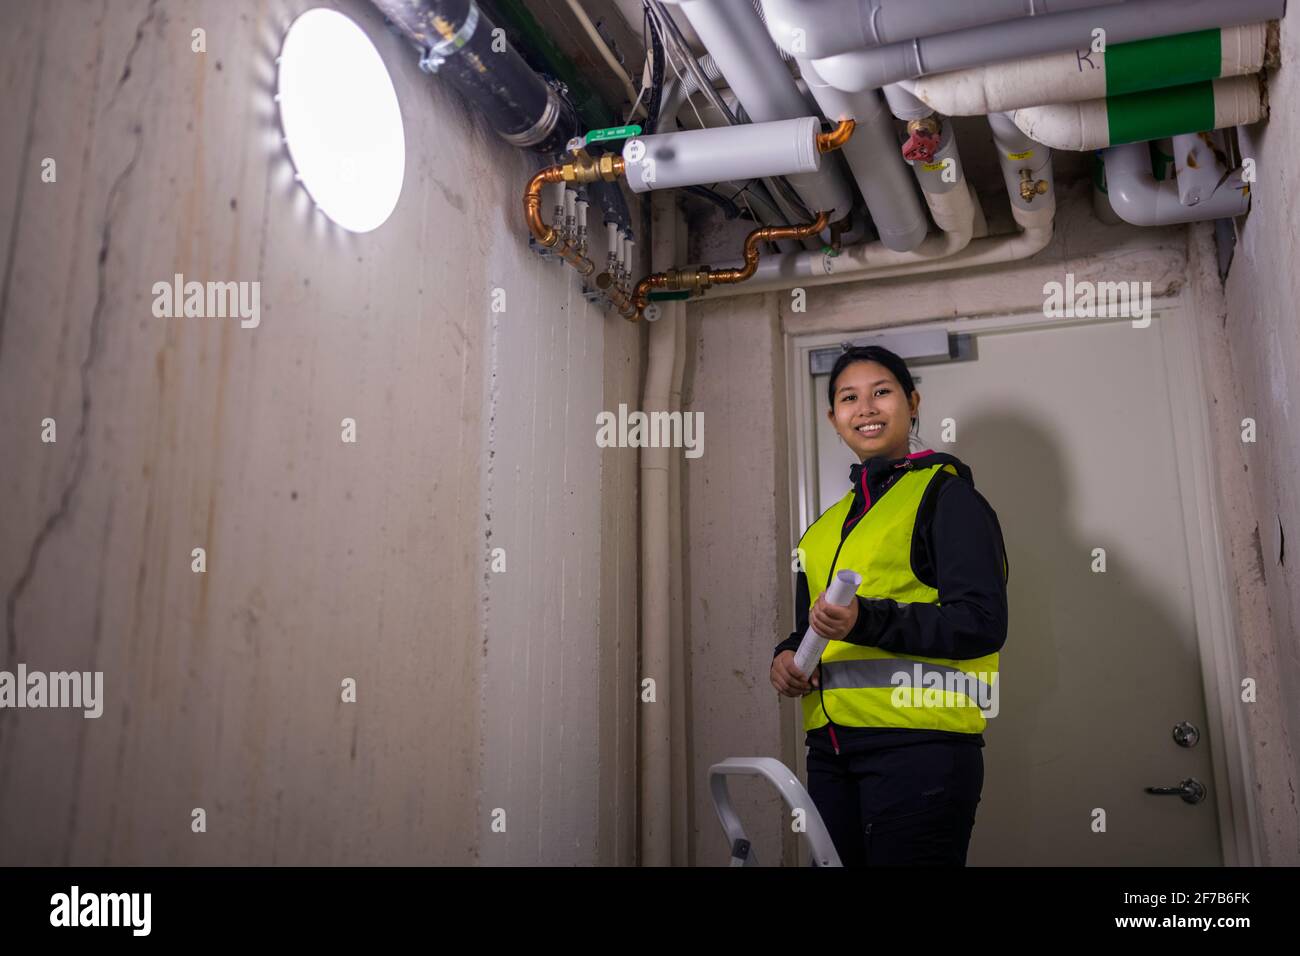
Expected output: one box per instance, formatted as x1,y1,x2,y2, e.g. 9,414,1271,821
798,461,1000,735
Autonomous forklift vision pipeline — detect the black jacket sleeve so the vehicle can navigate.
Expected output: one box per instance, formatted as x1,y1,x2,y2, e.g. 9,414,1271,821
773,570,810,659
842,477,1008,659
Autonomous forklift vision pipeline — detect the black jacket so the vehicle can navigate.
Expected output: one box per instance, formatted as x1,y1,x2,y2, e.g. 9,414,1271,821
774,450,1009,755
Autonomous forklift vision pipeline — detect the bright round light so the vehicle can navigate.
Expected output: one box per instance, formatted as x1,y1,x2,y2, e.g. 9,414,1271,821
276,9,405,233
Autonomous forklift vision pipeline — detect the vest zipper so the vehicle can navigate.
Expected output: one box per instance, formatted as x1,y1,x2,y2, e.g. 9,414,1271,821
820,458,916,756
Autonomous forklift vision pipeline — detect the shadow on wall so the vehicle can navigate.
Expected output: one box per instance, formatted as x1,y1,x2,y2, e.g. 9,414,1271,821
952,411,1218,865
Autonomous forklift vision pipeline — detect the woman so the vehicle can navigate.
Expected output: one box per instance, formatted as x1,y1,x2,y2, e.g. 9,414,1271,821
770,345,1009,867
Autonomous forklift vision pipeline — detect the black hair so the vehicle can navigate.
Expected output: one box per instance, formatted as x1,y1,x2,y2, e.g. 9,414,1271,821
826,344,919,431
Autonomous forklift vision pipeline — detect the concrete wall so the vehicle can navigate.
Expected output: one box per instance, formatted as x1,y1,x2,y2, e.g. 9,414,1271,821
1218,15,1300,865
679,179,1298,865
0,0,639,865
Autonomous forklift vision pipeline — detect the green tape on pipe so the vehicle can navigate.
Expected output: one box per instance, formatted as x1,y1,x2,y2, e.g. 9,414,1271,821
1106,80,1216,146
648,290,691,301
1106,29,1221,98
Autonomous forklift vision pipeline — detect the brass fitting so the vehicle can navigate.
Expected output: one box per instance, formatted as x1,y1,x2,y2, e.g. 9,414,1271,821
559,153,626,184
1018,169,1049,202
906,115,941,138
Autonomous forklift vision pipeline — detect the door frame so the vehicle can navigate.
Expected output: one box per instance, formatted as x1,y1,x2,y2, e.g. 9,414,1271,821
784,304,1260,866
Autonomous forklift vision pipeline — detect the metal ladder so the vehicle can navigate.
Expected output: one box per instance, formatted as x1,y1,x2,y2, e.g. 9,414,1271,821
708,756,842,866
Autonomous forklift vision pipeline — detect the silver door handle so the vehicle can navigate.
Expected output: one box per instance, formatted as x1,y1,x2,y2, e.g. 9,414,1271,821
1144,777,1206,805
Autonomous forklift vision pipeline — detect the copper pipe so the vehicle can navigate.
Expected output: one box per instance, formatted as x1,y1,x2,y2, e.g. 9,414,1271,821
622,211,831,322
816,118,856,153
703,210,830,285
523,155,627,283
524,167,565,248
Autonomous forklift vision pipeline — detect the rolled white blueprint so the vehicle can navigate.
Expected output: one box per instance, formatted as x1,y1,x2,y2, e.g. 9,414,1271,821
793,569,862,677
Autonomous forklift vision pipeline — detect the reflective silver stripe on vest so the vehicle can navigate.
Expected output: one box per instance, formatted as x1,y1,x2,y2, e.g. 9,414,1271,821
821,659,993,702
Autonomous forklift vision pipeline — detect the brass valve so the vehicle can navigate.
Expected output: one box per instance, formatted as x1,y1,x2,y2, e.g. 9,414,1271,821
1019,169,1049,202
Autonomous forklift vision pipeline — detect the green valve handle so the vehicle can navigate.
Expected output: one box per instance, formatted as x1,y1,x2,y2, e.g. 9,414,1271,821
585,124,642,144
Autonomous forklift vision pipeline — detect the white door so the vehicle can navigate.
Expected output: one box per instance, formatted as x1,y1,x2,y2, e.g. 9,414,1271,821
807,313,1223,865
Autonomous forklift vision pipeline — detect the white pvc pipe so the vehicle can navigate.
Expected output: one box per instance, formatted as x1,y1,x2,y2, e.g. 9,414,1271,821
988,111,1056,213
1013,74,1265,150
621,117,822,193
756,0,1126,61
1103,141,1249,225
708,220,1054,295
640,189,677,868
677,0,855,224
882,82,933,121
798,59,928,252
809,0,1285,93
794,571,862,676
706,168,1053,296
899,23,1267,116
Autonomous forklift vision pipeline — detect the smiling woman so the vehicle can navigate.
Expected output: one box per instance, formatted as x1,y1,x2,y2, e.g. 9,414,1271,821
770,344,1010,867
275,8,406,233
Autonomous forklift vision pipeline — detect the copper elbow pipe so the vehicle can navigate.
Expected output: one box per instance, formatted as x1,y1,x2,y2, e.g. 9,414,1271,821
707,210,830,285
524,166,565,248
624,211,830,322
524,155,627,280
816,118,855,153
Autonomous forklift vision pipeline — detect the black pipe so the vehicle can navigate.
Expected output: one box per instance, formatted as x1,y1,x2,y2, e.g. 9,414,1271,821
587,177,632,234
372,0,580,154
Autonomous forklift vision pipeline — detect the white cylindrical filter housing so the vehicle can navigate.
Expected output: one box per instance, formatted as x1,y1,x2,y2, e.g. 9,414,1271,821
622,117,822,193
576,198,588,228
793,570,863,677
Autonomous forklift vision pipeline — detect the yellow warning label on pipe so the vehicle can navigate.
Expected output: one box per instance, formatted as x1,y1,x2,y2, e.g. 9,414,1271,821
1006,149,1034,160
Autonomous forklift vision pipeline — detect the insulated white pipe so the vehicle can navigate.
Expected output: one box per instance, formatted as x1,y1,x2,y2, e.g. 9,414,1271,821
707,217,1053,295
809,0,1286,93
667,209,689,867
621,117,823,193
756,0,1126,60
676,0,855,224
882,82,933,121
899,23,1268,116
1103,141,1249,225
1012,74,1265,150
906,118,973,234
988,111,1056,214
706,141,1055,295
798,59,928,252
641,188,677,868
709,151,978,291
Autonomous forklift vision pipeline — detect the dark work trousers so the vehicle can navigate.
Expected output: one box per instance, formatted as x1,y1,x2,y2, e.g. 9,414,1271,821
806,741,983,866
